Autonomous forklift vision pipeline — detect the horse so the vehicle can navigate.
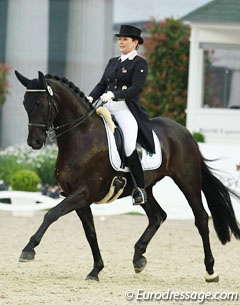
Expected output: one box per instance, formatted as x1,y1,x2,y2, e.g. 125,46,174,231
15,70,240,283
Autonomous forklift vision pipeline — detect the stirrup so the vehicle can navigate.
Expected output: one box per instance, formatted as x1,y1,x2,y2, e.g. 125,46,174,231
132,187,147,205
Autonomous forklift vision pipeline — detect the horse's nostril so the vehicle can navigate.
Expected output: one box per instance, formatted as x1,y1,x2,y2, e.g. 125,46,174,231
27,137,44,149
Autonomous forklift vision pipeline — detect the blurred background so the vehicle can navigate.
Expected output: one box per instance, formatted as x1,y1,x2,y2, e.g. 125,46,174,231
0,0,211,148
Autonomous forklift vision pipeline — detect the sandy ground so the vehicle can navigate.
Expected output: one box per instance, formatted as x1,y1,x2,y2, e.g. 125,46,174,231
0,210,240,305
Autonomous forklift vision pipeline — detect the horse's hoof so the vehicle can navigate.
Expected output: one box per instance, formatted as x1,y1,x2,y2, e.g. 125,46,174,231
19,251,36,262
205,272,219,283
133,256,147,273
85,274,99,281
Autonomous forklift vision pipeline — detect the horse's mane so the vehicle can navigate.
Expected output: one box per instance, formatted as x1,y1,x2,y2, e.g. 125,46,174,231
45,73,86,99
45,73,115,131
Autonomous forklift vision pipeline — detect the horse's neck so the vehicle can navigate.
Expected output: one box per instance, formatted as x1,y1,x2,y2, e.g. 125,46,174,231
55,96,86,123
55,116,105,164
54,99,102,149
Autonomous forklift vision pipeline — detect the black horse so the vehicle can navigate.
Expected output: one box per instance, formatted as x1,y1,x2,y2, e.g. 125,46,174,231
15,70,240,282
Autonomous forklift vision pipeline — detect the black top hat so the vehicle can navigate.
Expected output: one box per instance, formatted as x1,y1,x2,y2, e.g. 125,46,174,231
115,25,144,45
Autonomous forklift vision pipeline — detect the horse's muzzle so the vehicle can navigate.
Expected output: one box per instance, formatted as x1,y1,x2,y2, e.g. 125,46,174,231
27,131,46,149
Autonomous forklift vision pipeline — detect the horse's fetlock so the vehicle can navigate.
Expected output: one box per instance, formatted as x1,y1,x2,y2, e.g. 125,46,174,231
29,235,39,247
94,261,104,271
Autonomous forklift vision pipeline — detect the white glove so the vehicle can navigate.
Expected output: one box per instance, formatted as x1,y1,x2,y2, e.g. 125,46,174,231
86,96,93,103
100,91,114,103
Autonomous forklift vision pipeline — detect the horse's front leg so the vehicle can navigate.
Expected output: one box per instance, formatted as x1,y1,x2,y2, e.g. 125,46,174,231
133,187,167,273
75,207,104,281
19,190,88,262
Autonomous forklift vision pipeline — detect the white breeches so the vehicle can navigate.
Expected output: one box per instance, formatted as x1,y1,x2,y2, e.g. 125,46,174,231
103,100,138,157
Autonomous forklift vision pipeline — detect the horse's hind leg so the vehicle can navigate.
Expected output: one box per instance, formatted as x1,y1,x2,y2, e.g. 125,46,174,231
176,180,219,283
75,207,104,281
192,203,219,282
133,186,167,273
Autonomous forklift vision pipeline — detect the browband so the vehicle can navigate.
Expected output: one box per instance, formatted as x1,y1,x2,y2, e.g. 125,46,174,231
26,85,53,96
26,89,46,92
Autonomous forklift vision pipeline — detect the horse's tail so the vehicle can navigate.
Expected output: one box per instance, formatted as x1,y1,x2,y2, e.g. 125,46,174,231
201,155,240,244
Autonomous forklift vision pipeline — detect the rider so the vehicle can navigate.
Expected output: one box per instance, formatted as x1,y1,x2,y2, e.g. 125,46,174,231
87,24,155,205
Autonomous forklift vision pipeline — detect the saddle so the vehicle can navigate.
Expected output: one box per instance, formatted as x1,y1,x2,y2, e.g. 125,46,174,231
95,106,162,204
96,106,161,173
96,106,127,167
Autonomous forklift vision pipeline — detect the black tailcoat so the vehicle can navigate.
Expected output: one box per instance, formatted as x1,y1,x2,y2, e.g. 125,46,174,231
89,55,155,153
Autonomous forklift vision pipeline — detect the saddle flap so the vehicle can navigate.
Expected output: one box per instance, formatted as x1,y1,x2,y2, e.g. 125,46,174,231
96,106,162,172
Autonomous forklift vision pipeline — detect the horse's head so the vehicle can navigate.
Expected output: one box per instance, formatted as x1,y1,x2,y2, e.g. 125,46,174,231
15,71,57,149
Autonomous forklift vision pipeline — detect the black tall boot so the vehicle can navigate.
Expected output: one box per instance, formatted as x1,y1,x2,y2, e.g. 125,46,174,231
127,150,147,205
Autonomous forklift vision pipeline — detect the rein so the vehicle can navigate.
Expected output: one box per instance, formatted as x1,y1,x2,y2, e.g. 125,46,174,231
47,105,97,140
26,87,98,141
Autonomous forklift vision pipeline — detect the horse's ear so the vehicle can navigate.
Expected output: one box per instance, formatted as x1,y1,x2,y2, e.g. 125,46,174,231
38,71,47,89
15,70,31,87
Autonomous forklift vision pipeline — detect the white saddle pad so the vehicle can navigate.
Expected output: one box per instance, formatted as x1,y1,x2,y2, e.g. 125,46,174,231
102,118,162,172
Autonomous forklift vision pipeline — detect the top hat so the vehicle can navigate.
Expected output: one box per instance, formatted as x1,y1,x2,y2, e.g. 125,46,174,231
115,25,144,45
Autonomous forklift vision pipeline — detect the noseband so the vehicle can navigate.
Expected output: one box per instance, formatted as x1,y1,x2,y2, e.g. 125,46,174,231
26,86,97,141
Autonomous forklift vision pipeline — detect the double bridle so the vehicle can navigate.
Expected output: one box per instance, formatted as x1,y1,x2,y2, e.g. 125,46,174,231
26,85,97,141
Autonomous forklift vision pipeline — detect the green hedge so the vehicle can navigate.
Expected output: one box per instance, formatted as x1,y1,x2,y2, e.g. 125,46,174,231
0,144,58,189
10,170,41,191
192,131,205,143
141,18,190,126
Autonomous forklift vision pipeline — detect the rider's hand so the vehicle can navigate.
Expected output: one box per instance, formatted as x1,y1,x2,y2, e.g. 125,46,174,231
86,96,93,103
100,91,114,103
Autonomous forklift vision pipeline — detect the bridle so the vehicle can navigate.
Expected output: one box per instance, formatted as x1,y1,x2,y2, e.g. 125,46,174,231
26,85,97,141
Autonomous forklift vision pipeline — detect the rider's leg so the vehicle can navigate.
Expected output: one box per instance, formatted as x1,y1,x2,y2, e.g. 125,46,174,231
127,149,147,205
105,101,146,205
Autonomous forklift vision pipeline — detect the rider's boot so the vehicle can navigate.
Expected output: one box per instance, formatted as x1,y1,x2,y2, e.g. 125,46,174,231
127,150,147,205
